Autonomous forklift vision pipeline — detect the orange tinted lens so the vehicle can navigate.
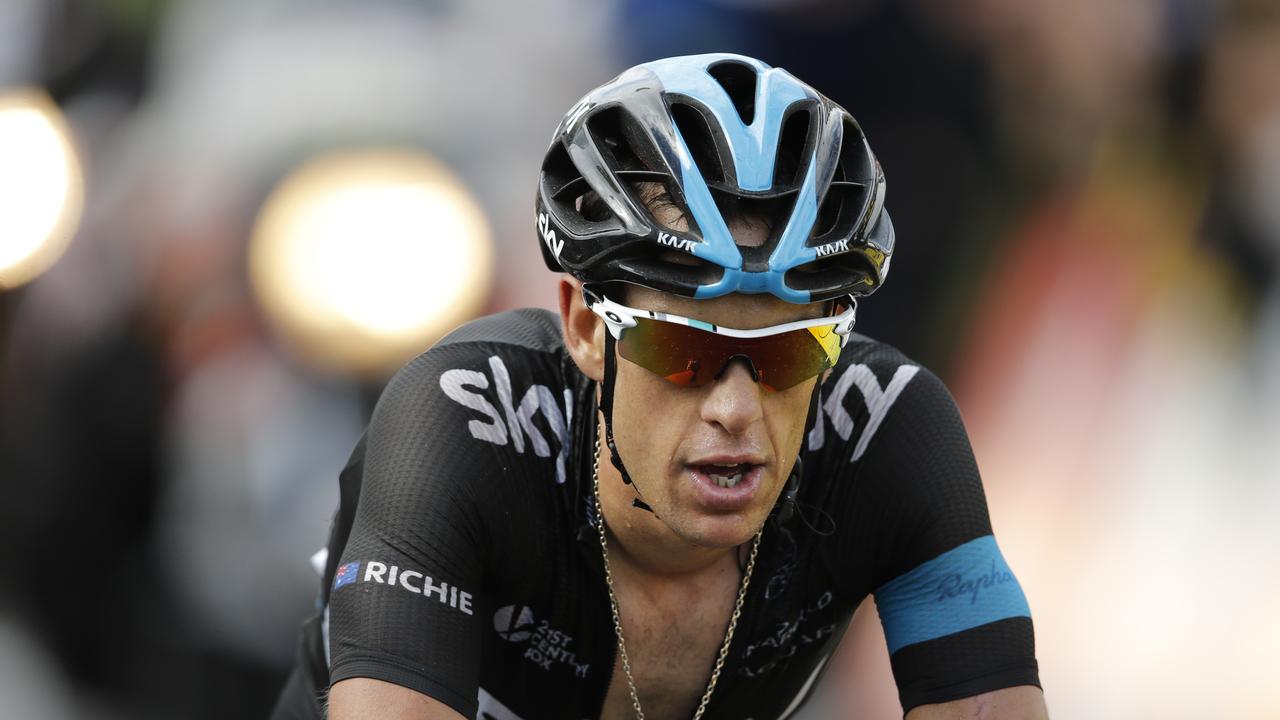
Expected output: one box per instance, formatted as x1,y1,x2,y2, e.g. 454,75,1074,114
616,318,723,387
616,317,840,391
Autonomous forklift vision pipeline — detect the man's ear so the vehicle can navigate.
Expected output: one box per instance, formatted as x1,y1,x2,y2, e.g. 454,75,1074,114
558,276,605,382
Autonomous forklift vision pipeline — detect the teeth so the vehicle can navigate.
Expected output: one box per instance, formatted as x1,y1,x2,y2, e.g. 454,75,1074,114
709,472,744,489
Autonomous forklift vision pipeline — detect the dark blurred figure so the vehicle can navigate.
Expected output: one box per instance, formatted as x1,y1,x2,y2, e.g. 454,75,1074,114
0,186,297,719
0,0,164,707
0,288,164,688
1200,0,1280,307
0,2,300,717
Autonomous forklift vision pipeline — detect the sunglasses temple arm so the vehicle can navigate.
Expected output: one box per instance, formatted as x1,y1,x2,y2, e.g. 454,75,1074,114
582,286,634,340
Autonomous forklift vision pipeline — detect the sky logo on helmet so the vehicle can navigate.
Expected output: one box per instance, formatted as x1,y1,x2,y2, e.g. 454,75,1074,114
333,561,360,590
537,212,563,258
563,96,592,132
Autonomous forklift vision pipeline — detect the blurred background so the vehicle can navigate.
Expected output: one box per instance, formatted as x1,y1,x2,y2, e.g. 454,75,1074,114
1,0,1277,718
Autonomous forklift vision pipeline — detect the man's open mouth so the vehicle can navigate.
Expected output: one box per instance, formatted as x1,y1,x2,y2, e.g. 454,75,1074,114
698,463,752,489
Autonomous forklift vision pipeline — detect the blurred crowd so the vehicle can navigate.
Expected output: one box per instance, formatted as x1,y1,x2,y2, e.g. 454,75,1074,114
1,0,1277,718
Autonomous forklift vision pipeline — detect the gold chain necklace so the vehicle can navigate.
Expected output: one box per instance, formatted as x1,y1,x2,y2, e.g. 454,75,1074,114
591,437,762,720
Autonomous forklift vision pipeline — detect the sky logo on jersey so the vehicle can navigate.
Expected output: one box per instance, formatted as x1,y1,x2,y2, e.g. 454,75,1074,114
807,362,920,461
439,354,574,484
333,561,360,590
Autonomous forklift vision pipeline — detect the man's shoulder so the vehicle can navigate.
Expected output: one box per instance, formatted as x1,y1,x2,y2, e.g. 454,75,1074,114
805,332,953,462
834,331,919,375
381,308,569,393
346,306,583,531
370,307,578,443
434,307,566,356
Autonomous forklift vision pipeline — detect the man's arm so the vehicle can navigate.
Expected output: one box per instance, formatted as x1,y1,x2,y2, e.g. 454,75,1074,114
906,685,1048,719
829,359,1043,711
329,678,467,720
323,342,507,718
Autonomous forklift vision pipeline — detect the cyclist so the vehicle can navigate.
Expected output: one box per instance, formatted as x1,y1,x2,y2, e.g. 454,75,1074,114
272,53,1046,719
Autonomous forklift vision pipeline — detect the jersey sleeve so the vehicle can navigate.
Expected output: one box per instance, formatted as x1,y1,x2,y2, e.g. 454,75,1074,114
325,347,492,719
851,364,1040,712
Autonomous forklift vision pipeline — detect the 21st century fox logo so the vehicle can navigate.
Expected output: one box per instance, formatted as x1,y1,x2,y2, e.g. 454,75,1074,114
333,560,474,616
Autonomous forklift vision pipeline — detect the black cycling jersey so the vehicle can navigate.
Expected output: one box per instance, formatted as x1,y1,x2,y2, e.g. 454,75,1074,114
271,308,1039,720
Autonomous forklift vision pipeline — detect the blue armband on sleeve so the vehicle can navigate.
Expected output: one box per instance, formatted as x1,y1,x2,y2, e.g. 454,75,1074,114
874,534,1031,654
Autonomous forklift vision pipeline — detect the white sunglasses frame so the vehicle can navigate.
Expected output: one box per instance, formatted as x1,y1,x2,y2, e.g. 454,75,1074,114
583,286,857,347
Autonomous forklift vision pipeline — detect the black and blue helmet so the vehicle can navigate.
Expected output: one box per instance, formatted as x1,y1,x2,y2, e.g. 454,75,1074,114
536,53,894,303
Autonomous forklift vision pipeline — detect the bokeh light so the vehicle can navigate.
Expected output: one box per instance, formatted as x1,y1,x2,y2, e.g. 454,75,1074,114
0,89,83,290
249,149,494,376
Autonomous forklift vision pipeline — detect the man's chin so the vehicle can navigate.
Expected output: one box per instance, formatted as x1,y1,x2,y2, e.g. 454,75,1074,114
664,510,765,552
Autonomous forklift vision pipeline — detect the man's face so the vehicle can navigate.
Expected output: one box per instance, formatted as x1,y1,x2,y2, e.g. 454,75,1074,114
597,187,827,550
608,285,823,550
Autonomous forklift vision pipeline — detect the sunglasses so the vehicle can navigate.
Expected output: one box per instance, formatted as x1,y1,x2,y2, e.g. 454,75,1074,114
584,286,856,392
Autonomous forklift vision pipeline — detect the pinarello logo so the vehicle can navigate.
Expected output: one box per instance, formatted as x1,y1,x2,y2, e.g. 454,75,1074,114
493,605,536,643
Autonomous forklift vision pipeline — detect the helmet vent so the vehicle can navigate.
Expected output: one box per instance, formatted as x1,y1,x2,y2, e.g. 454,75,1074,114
542,140,586,218
835,114,874,183
587,106,649,173
812,188,843,238
773,107,812,190
706,60,758,126
669,102,725,186
785,252,876,296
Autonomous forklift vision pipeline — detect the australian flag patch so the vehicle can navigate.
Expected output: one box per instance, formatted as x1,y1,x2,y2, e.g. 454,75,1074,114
333,561,360,590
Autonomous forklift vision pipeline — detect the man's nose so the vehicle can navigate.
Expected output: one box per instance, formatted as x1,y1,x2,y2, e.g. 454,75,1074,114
700,358,764,434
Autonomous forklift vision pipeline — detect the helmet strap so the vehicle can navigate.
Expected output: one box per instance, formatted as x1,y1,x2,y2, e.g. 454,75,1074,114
776,375,825,525
600,332,656,514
